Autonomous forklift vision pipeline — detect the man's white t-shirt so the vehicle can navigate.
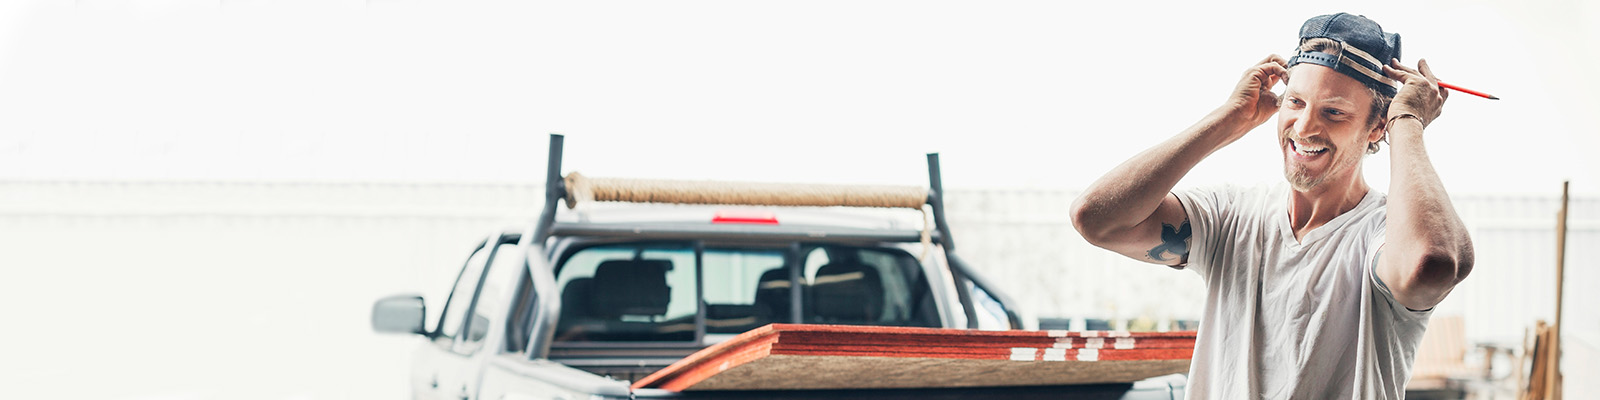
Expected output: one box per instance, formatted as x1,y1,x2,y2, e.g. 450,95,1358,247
1174,184,1431,400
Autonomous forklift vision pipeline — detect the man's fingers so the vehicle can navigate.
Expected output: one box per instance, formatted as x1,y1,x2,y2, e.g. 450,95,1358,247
1260,53,1287,67
1389,58,1418,73
1418,58,1440,86
1386,58,1447,120
1435,64,1449,102
1388,58,1423,78
1241,55,1289,91
1263,61,1288,75
1386,58,1427,85
1250,54,1288,84
1262,63,1288,87
1382,64,1409,82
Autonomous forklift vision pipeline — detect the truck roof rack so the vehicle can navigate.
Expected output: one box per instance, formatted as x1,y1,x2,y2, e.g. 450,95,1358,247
531,133,957,253
562,173,926,210
528,133,992,329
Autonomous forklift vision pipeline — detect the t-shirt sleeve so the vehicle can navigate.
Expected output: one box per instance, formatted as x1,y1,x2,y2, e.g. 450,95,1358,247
1366,228,1434,320
1172,184,1238,279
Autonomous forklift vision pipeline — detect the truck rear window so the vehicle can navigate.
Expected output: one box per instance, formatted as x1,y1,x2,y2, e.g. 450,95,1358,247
553,244,700,342
553,242,937,343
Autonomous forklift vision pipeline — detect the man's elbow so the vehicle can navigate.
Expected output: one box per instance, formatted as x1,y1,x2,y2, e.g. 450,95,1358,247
1398,247,1474,306
1415,252,1470,286
1069,197,1114,244
1433,237,1477,285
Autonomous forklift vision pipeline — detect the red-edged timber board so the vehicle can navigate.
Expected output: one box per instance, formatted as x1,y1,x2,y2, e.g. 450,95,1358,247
631,324,1197,391
775,332,1197,350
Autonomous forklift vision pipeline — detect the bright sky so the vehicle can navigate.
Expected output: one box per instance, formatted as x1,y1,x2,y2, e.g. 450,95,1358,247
1,0,1595,196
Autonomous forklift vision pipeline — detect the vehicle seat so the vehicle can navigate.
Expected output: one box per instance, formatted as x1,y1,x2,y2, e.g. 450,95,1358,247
752,268,794,323
809,262,883,323
554,277,594,340
589,259,672,318
559,278,594,320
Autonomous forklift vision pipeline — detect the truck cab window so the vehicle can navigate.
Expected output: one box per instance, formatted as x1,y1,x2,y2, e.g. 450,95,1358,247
433,242,520,355
458,243,522,354
702,248,787,333
801,245,938,327
551,242,940,345
967,280,1011,330
436,245,491,347
553,244,698,342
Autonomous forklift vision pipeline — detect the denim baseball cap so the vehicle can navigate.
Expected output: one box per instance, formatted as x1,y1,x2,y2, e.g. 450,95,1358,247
1286,13,1402,97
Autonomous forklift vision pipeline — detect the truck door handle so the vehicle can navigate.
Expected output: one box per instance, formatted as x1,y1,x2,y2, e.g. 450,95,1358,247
457,385,470,400
429,375,438,389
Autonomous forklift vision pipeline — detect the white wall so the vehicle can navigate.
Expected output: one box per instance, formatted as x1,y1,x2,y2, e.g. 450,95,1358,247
1,181,537,399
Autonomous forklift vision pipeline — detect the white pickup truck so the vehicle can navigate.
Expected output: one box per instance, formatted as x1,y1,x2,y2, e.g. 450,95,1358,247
372,134,1187,399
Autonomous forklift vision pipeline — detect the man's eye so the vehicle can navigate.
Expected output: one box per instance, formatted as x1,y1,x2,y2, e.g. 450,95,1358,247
1325,108,1347,117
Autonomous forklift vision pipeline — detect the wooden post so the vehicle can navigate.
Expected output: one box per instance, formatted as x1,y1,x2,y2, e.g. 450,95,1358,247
1545,181,1569,400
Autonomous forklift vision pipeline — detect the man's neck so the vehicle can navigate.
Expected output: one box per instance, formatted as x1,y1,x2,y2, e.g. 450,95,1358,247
1286,173,1370,241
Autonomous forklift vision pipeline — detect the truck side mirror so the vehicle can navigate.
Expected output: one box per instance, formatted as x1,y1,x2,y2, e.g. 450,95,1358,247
372,294,427,335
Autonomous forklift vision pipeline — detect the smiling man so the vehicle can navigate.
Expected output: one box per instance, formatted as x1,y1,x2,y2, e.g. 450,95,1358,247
1069,13,1474,399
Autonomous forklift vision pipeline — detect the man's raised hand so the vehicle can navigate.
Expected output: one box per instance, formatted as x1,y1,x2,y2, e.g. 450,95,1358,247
1383,58,1448,128
1219,55,1288,136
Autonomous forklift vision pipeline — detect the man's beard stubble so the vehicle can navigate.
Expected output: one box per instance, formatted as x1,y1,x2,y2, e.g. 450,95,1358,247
1283,128,1363,192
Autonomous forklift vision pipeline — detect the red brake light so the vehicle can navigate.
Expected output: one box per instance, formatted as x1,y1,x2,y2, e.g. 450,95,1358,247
712,209,779,225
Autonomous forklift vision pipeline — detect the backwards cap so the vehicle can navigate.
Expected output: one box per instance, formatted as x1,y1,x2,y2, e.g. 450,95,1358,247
1286,13,1402,97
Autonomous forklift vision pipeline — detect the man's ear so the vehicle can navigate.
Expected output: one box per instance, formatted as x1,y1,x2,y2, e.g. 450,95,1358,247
1368,119,1387,144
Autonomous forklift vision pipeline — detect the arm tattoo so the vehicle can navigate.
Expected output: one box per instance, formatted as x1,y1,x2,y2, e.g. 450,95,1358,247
1147,220,1192,262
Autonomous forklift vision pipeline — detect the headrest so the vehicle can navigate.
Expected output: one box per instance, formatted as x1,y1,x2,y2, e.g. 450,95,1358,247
753,268,794,319
556,278,595,333
560,278,593,314
757,268,792,291
590,259,673,318
810,262,883,321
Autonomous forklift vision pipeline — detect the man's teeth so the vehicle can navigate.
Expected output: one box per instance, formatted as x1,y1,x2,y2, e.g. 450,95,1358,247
1292,141,1327,156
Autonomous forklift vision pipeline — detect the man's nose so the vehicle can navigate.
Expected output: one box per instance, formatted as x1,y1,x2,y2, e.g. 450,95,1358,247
1292,114,1322,138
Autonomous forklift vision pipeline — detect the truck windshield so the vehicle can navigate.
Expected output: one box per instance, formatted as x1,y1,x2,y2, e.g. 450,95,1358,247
553,242,937,343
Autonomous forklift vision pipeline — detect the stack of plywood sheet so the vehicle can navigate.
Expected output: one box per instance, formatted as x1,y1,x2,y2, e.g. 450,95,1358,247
1523,320,1563,400
632,324,1196,391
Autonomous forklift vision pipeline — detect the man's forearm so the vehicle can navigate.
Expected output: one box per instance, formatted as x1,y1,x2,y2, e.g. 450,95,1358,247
1382,121,1474,303
1071,112,1241,239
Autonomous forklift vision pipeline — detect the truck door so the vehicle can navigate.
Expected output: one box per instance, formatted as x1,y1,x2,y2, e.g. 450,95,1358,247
416,237,518,400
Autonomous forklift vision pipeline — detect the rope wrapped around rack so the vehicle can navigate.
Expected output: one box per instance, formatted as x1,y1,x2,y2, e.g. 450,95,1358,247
563,172,929,210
